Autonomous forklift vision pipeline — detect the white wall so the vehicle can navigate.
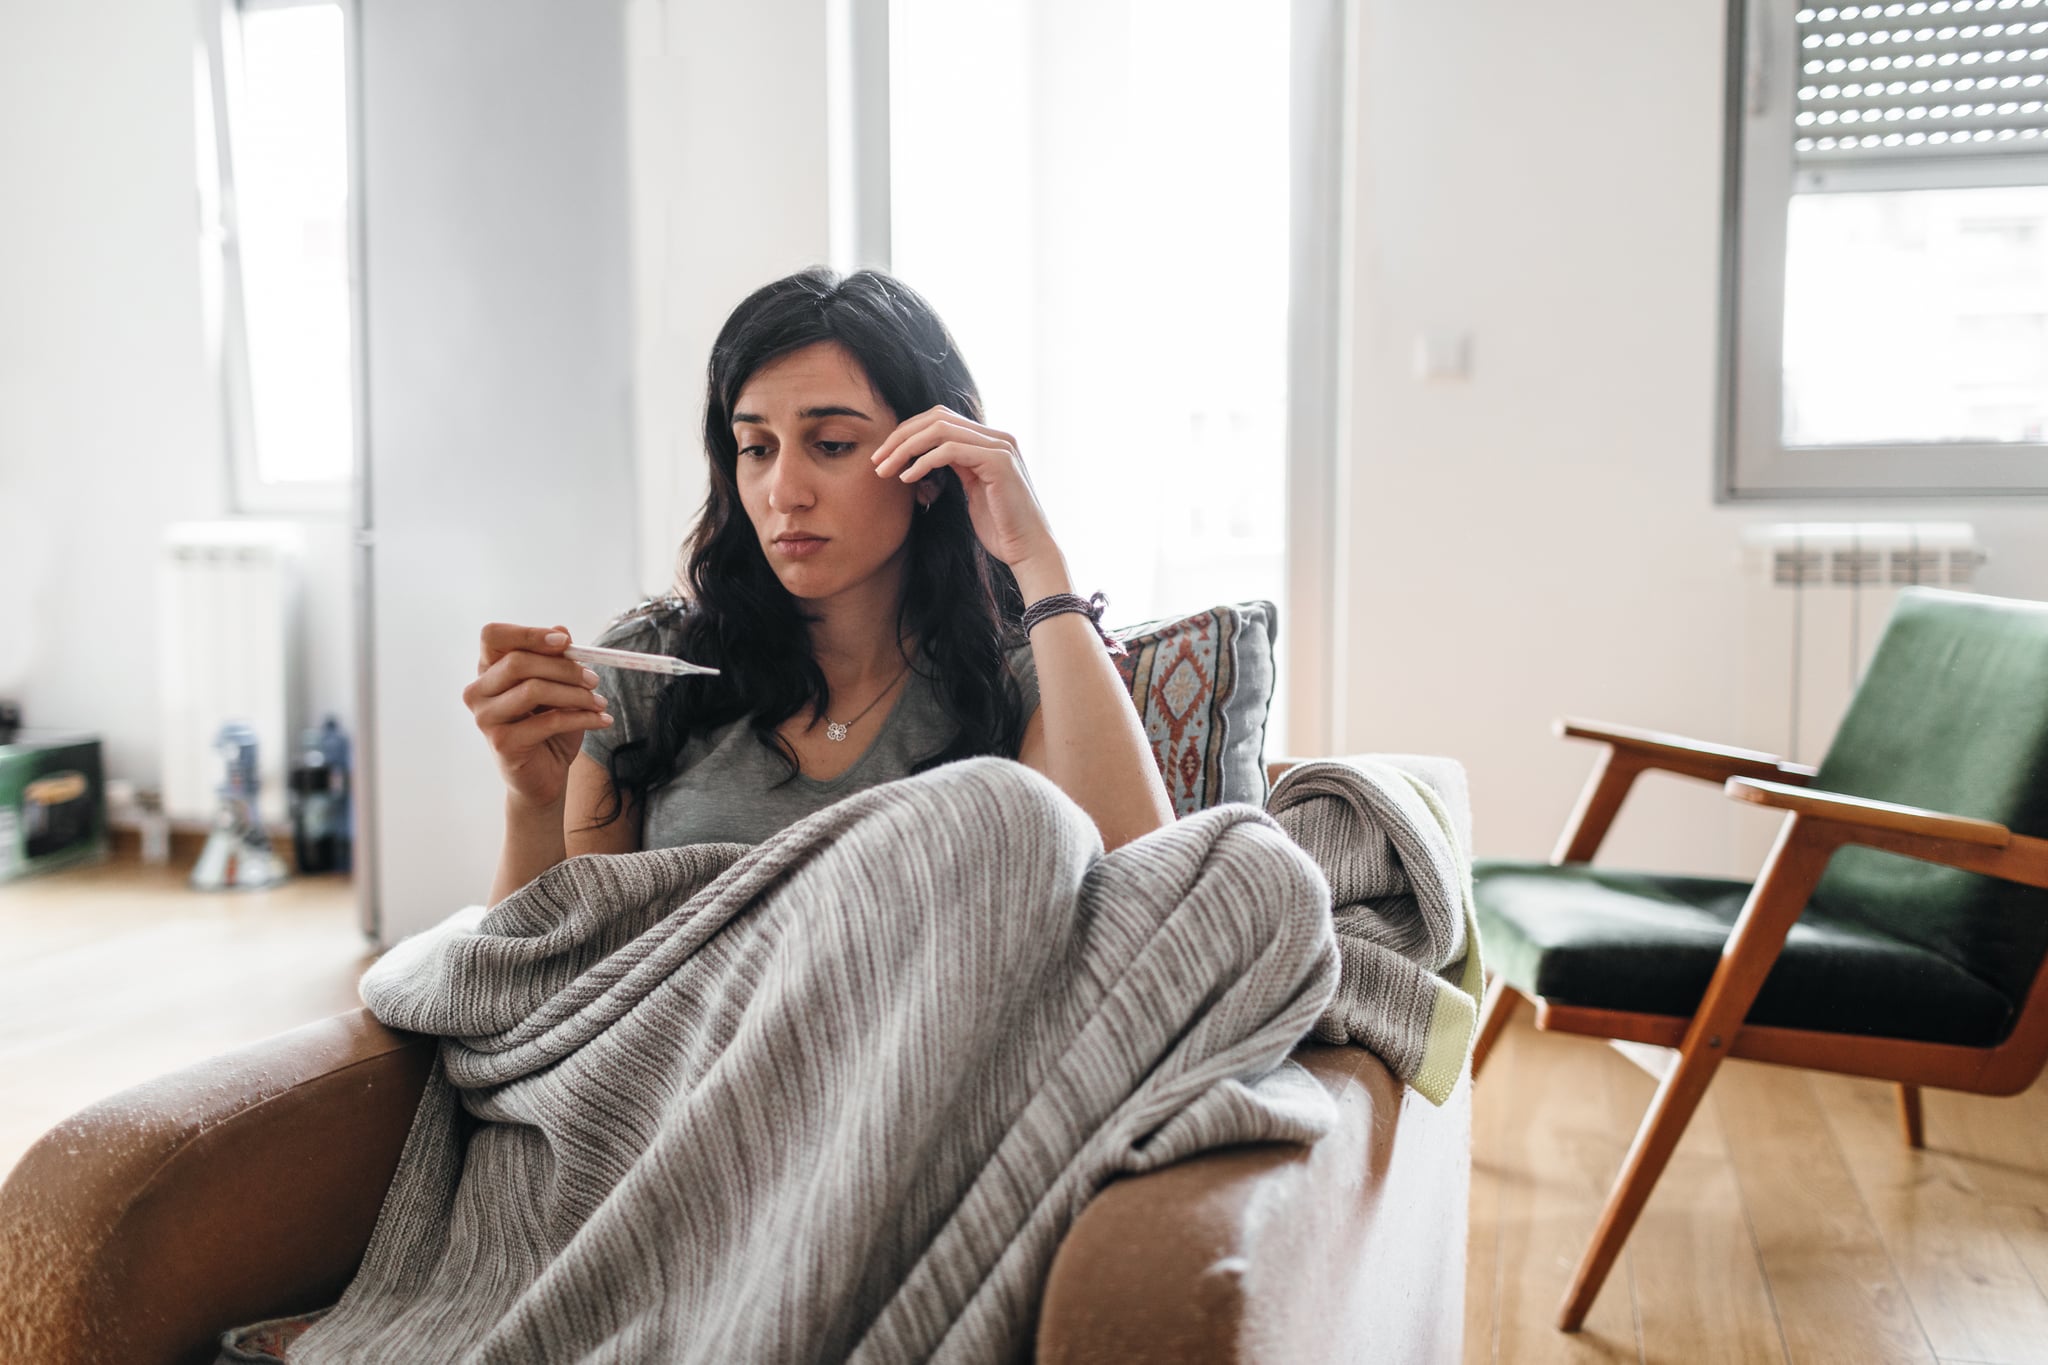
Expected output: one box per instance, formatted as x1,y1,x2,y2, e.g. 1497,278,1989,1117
366,0,859,938
359,0,642,940
623,0,836,601
0,0,355,795
1338,0,2048,876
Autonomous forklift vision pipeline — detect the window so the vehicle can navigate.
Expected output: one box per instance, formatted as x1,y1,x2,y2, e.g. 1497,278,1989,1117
1725,0,2048,497
885,0,1340,750
196,0,361,513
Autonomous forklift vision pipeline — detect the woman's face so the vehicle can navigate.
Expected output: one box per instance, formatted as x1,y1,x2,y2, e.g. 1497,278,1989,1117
731,340,927,602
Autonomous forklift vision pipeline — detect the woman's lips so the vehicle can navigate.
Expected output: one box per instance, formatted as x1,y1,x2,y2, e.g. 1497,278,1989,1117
772,536,828,559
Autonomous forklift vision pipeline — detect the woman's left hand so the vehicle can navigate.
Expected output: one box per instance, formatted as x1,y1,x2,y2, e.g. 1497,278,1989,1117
871,406,1060,573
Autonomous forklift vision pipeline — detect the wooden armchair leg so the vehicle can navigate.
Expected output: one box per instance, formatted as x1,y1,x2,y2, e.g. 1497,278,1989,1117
1897,1083,1925,1149
1557,815,1840,1333
1557,1028,1730,1331
1472,976,1523,1079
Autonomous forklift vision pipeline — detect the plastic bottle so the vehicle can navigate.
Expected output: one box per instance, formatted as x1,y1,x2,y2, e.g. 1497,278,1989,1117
319,716,353,874
290,715,353,875
138,788,170,866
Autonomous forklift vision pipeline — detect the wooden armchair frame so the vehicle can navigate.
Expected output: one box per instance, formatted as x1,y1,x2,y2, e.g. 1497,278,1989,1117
1471,717,2048,1332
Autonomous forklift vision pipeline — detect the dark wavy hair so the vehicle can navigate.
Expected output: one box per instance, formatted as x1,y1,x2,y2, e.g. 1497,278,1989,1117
589,268,1029,831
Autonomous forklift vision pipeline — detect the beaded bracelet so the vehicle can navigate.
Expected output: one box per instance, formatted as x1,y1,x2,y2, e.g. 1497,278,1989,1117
1022,591,1127,657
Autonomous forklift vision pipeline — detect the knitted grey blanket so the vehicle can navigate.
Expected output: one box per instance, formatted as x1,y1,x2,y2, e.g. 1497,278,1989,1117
1270,756,1484,1105
279,755,1472,1364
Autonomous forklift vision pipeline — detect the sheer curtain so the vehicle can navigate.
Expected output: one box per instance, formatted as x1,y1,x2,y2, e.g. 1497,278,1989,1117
889,0,1293,746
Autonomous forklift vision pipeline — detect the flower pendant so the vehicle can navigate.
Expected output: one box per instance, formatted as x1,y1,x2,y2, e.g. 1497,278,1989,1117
826,721,849,742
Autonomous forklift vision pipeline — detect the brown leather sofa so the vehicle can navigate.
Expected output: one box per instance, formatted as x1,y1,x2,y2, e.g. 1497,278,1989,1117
0,1013,1467,1364
0,755,1474,1363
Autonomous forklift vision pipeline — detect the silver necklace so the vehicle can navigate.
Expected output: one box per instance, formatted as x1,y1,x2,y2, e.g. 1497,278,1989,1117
825,663,912,742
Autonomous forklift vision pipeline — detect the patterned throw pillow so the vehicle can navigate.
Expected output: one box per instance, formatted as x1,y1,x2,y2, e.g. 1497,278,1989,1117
1110,600,1279,816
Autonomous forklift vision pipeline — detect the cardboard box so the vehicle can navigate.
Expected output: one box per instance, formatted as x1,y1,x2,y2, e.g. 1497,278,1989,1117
0,732,109,882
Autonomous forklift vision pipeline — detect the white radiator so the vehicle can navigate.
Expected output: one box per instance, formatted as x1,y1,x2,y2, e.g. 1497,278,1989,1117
1734,522,1984,866
157,521,306,827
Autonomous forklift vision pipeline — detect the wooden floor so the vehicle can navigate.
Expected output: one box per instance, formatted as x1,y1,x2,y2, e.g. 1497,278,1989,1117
4,859,2047,1363
1467,1014,2048,1365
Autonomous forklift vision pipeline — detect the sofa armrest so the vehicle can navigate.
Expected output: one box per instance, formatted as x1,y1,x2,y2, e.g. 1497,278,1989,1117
1036,1044,1471,1364
0,1008,432,1365
3,1019,1472,1365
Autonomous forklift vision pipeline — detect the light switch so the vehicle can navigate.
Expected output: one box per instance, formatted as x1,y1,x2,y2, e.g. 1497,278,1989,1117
1414,330,1471,382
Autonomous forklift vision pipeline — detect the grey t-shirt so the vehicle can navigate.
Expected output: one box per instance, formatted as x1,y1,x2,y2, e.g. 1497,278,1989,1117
579,599,1041,849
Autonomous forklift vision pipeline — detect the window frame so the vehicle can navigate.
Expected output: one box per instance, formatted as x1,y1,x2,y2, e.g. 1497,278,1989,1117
1720,0,2048,500
1285,0,1348,754
197,0,365,517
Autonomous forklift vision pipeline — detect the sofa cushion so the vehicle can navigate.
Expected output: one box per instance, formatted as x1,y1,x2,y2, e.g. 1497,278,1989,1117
1474,860,2016,1046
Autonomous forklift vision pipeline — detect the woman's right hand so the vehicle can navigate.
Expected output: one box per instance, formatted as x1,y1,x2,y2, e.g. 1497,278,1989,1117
464,623,614,808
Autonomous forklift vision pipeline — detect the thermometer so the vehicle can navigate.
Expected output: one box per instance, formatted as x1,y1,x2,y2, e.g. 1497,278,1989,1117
563,644,719,677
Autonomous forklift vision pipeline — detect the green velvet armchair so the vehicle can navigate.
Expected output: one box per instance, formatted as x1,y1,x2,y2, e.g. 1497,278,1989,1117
1469,586,2048,1332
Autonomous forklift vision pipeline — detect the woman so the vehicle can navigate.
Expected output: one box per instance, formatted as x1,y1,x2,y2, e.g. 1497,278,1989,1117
463,267,1173,901
241,269,1329,1365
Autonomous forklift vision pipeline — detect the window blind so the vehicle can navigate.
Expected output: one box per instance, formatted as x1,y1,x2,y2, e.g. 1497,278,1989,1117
1794,0,2048,173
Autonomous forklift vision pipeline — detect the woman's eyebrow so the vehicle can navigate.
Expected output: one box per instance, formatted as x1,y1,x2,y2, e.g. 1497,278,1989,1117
731,405,873,425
